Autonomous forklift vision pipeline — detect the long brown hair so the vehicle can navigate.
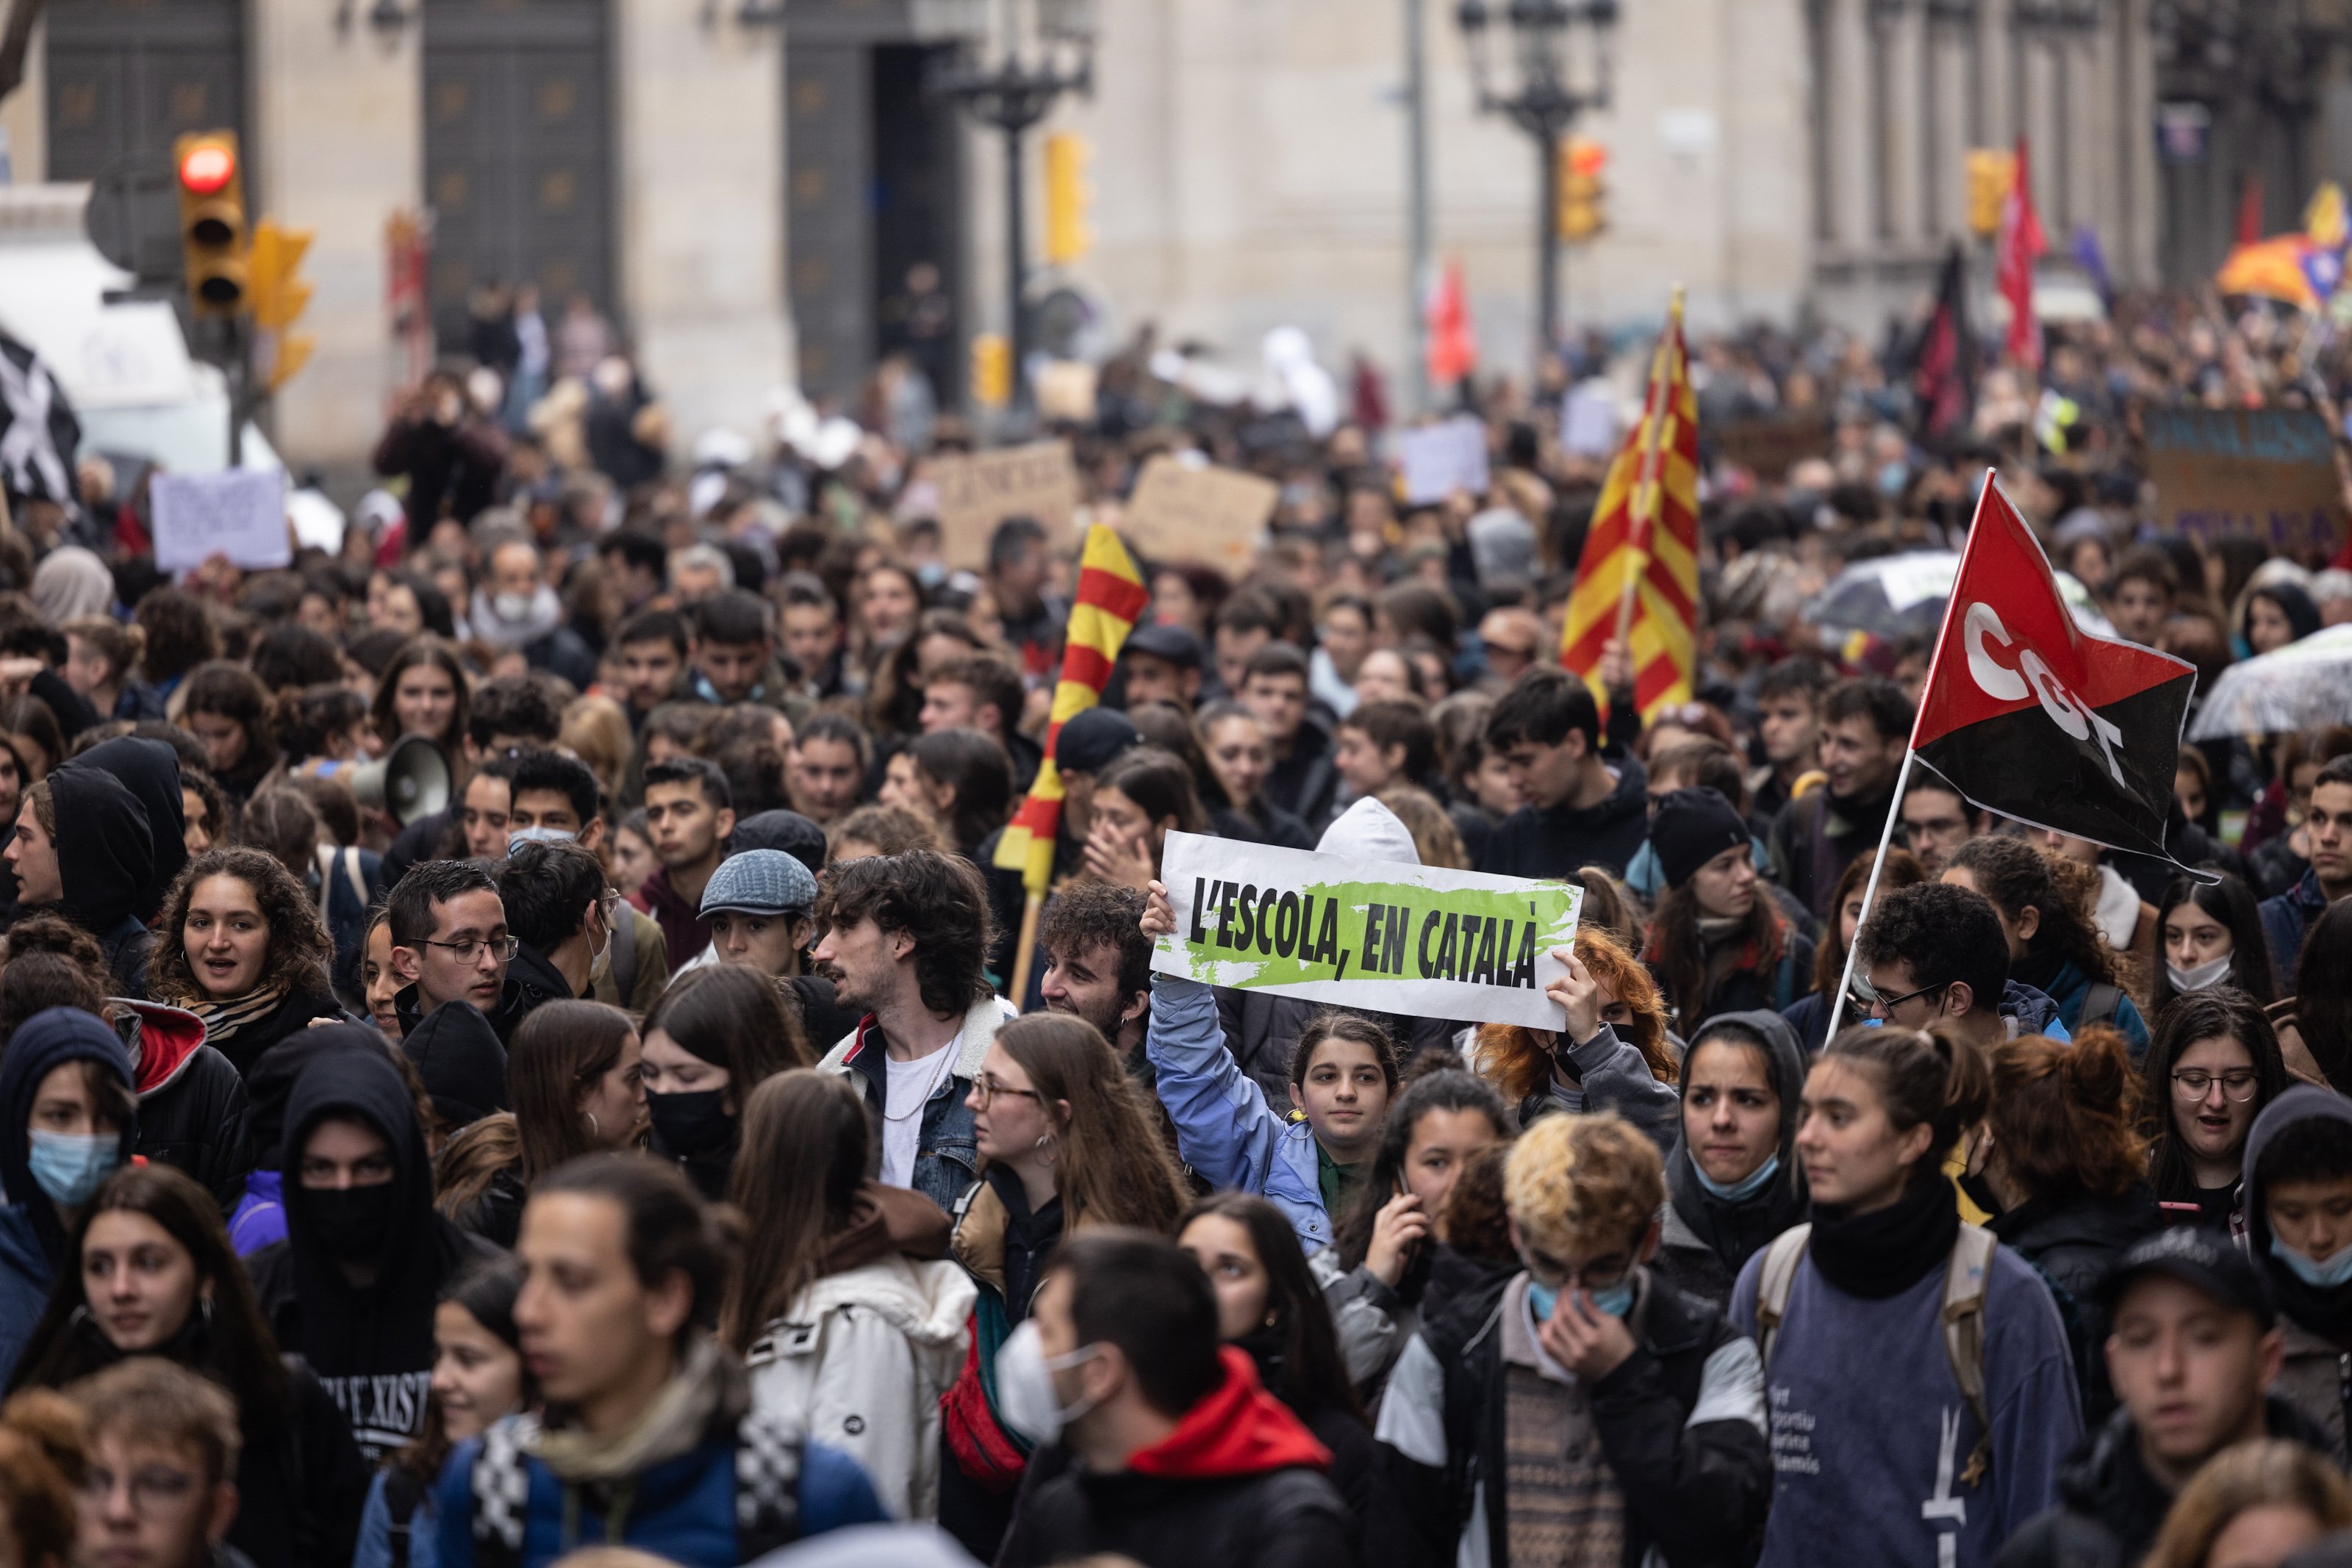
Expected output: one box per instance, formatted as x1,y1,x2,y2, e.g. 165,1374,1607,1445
147,846,335,1006
1476,927,1676,1104
1646,879,1784,1030
1814,847,1924,996
434,1112,519,1221
2140,1439,2352,1568
993,1013,1188,1234
640,963,811,1088
721,1071,869,1352
1986,1026,2145,1204
1182,1193,1365,1423
508,1001,639,1179
369,636,470,754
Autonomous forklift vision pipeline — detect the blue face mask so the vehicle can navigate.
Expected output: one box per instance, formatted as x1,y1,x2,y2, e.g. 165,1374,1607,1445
1694,1153,1782,1204
27,1130,119,1207
1527,1279,1558,1321
1526,1276,1635,1321
2272,1234,2352,1290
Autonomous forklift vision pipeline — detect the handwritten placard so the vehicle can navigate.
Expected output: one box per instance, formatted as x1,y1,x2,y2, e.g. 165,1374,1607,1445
2143,407,2348,556
930,442,1080,568
152,470,290,572
1121,456,1280,573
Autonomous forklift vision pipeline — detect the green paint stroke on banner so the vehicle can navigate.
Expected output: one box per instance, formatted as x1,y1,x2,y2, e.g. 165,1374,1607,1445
1166,871,1582,994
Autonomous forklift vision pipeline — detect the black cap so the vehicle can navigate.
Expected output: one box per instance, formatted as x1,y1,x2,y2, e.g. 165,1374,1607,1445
2101,1225,2275,1329
730,809,828,877
1122,622,1205,669
1055,707,1144,777
1649,788,1752,890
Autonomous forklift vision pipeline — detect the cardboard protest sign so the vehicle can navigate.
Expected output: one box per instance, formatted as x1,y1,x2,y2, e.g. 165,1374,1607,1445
1712,413,1832,480
1397,416,1491,504
1121,456,1280,573
931,442,1080,567
2143,407,2347,555
152,470,290,572
1152,830,1582,1029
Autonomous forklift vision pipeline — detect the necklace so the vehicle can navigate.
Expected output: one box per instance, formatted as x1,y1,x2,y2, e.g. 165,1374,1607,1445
882,1029,962,1122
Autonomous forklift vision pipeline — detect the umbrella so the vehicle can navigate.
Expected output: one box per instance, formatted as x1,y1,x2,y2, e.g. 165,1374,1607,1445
2187,622,2352,740
1803,551,2113,643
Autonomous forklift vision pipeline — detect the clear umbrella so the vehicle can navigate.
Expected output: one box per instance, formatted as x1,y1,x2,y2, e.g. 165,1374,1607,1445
2187,623,2352,739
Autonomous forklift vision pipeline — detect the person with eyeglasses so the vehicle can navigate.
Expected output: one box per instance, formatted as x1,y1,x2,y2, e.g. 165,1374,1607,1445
65,1358,252,1568
246,1046,501,1463
2141,990,2290,1237
1378,1109,1771,1568
936,1011,1188,1559
1851,880,2072,1054
387,861,523,1038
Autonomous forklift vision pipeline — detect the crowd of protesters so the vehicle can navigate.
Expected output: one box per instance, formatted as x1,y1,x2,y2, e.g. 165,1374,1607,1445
0,289,2351,1568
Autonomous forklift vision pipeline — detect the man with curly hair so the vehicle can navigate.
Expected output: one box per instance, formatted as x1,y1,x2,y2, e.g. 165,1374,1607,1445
1851,880,2070,1047
1037,881,1151,1060
1377,1110,1771,1568
810,849,1011,1209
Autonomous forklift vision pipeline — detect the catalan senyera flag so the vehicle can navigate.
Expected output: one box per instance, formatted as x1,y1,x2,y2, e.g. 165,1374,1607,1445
1558,292,1699,724
994,524,1150,896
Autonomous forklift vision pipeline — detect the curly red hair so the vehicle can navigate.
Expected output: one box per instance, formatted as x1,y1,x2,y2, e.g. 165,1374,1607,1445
1474,926,1676,1106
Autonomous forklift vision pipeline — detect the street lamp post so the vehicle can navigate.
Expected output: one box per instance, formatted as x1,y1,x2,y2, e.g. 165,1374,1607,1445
933,0,1097,410
1456,0,1618,364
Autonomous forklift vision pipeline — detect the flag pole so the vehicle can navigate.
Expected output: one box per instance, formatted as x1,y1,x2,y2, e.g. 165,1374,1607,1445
1008,890,1044,1010
1612,287,1682,647
1821,468,1999,1042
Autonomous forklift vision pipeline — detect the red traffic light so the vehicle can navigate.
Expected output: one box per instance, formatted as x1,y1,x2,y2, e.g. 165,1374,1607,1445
179,143,236,195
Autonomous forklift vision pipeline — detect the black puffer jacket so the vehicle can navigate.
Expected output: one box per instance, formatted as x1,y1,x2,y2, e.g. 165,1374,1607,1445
1992,1397,2330,1568
113,999,253,1213
1383,1268,1771,1568
1986,1187,2160,1427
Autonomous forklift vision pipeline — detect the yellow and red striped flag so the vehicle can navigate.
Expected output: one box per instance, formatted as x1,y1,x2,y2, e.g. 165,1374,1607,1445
1559,289,1699,724
994,523,1150,896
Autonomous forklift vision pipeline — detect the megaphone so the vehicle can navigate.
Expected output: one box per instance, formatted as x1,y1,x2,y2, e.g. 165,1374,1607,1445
349,734,452,827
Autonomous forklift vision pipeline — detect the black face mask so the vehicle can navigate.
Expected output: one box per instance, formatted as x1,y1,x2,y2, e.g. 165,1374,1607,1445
305,1183,401,1262
646,1088,734,1160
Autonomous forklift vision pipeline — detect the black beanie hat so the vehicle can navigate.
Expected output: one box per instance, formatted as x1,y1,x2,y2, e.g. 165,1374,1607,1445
1652,788,1752,890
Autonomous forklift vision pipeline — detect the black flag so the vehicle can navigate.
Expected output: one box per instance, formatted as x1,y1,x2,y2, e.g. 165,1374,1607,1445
1912,244,1976,445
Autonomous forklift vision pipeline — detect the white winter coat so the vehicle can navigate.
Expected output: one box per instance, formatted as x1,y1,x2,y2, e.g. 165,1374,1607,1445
745,1253,978,1521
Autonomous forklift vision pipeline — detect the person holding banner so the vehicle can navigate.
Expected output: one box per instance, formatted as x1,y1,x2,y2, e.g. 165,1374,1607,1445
1471,928,1682,1154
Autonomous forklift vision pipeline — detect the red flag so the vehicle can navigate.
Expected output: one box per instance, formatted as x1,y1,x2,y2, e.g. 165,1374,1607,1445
1426,261,1477,389
2237,173,2266,248
1996,136,2048,370
1911,475,2198,866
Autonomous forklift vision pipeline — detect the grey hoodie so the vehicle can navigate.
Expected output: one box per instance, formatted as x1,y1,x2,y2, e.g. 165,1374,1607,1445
2241,1085,2352,1464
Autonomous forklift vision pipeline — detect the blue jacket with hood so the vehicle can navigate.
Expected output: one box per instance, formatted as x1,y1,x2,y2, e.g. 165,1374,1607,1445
0,1008,139,1384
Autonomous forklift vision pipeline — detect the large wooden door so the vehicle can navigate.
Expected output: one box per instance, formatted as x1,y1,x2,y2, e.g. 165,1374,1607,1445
423,0,614,350
46,0,247,181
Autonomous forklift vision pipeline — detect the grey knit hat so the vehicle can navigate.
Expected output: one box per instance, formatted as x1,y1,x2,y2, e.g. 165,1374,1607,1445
699,849,819,916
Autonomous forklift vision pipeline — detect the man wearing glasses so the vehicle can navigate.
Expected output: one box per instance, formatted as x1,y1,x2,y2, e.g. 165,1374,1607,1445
387,860,520,1037
1848,881,2070,1049
69,1359,246,1568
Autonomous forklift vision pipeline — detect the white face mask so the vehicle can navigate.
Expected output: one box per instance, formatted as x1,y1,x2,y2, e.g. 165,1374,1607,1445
2167,952,2234,993
589,902,614,980
492,590,536,623
994,1319,1104,1445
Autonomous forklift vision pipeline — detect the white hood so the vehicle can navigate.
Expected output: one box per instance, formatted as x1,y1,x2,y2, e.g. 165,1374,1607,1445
1316,796,1420,866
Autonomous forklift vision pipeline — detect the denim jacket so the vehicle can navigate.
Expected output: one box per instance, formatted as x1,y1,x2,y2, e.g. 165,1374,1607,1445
820,994,1014,1212
1147,974,1331,1253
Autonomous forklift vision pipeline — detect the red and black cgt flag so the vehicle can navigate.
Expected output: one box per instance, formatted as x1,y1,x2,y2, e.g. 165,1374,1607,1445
1912,476,2198,864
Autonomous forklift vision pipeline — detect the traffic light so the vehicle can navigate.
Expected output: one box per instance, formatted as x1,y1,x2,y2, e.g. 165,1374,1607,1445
248,220,317,390
1043,132,1091,265
1560,137,1608,243
173,131,247,317
1967,148,2015,238
972,332,1011,409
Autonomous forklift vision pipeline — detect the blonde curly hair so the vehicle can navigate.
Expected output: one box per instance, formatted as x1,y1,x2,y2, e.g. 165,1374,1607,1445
1502,1110,1663,1259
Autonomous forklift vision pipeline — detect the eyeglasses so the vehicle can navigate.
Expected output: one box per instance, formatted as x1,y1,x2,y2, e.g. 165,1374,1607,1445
2171,1068,2260,1102
79,1464,198,1517
969,1076,1044,1109
1524,1250,1634,1293
1855,976,1946,1018
423,935,520,963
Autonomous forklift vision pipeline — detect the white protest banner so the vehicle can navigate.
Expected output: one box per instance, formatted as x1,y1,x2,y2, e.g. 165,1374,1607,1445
152,470,290,572
1152,830,1582,1029
931,441,1080,568
1122,454,1280,573
1396,416,1491,505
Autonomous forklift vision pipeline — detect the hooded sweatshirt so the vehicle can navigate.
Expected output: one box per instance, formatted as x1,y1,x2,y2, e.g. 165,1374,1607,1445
995,1347,1349,1568
1477,752,1651,881
2242,1085,2352,1465
401,999,510,1131
228,1025,387,1254
0,1008,138,1384
46,766,156,995
1659,1008,1811,1310
63,736,187,924
245,1047,492,1461
112,998,253,1213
